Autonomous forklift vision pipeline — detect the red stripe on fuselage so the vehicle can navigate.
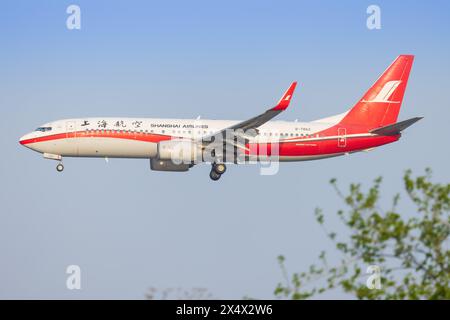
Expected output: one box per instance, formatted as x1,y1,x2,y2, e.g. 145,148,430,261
20,130,173,145
243,135,398,156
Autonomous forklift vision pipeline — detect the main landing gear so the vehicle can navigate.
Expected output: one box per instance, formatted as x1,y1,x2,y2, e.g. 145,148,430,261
209,163,226,181
56,163,64,172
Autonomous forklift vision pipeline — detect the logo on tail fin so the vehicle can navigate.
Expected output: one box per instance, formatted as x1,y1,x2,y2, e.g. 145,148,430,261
363,80,402,103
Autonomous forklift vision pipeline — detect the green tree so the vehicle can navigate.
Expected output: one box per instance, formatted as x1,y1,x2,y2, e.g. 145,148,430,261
275,169,450,299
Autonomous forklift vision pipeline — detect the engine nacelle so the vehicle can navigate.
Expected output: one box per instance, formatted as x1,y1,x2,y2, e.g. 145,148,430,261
156,140,203,163
150,158,191,172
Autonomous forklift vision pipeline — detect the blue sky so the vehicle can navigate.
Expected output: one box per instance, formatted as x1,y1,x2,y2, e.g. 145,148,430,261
1,0,449,299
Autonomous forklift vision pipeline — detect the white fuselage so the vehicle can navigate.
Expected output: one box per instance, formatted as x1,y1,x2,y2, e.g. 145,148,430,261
20,117,340,160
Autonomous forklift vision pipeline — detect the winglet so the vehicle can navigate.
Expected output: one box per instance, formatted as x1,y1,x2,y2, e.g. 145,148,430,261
272,82,297,111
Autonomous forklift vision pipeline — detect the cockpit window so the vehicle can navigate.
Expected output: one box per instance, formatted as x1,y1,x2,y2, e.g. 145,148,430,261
35,127,52,132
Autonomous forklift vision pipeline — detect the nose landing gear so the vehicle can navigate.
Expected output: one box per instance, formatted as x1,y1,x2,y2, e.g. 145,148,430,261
43,153,64,173
209,163,226,181
56,163,64,172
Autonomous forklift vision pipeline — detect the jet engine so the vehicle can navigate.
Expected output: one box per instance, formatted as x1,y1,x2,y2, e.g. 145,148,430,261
150,140,202,172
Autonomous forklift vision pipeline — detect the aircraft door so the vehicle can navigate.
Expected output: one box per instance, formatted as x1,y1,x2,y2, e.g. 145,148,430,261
66,121,76,139
338,127,346,148
64,120,78,155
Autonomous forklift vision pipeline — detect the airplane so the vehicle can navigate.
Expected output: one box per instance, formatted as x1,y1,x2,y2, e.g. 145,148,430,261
19,55,422,181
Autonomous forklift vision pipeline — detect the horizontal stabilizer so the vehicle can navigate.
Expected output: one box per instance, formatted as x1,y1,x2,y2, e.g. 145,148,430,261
369,117,423,136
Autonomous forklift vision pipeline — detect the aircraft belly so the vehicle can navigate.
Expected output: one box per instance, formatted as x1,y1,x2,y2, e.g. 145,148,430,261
278,154,344,162
72,138,157,158
29,138,157,158
29,139,78,156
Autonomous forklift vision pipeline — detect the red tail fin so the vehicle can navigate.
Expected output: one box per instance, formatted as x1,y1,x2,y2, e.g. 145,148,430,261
339,55,414,129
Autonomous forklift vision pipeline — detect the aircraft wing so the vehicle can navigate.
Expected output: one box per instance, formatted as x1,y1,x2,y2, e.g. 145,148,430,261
225,81,297,134
200,82,297,151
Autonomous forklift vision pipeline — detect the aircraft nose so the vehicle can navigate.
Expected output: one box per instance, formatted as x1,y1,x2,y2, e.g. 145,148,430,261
19,133,33,146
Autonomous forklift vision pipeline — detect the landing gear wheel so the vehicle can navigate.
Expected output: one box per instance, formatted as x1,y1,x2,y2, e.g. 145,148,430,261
213,163,226,175
209,170,221,181
56,163,64,172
